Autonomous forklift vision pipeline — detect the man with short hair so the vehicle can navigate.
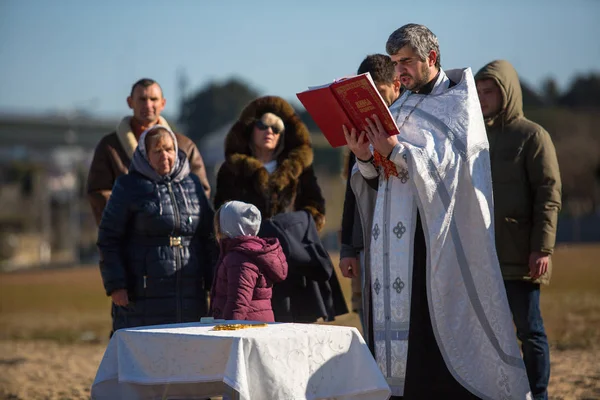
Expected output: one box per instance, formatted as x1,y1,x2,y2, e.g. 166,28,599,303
339,54,401,331
476,60,562,400
345,24,531,398
87,78,210,225
359,54,402,108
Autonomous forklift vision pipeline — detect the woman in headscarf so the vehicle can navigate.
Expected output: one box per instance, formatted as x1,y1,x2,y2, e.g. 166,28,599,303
97,125,215,334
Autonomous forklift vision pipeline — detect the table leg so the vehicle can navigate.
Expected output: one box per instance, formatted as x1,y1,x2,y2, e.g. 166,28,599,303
221,387,240,400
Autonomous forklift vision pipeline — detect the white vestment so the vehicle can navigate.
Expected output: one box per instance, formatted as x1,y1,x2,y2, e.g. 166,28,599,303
352,68,532,399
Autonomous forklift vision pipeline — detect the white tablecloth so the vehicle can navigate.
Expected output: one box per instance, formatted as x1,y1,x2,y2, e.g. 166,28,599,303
91,321,391,400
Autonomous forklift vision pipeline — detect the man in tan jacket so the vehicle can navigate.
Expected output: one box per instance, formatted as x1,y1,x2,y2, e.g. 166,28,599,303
476,60,562,400
87,78,210,225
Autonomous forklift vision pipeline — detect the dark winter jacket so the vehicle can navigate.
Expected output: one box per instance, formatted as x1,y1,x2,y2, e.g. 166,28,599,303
210,236,287,322
259,210,348,322
475,60,562,284
340,151,366,260
97,129,215,332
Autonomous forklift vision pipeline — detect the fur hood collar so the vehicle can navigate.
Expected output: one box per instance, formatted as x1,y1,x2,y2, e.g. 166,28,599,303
116,116,172,160
223,96,313,179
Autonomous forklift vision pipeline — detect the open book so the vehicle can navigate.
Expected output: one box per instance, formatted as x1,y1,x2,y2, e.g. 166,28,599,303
297,73,399,148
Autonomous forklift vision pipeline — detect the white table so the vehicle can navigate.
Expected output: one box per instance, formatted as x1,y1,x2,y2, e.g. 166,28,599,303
91,321,391,400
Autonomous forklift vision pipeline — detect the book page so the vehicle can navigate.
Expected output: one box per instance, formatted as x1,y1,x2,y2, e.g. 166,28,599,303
307,82,333,91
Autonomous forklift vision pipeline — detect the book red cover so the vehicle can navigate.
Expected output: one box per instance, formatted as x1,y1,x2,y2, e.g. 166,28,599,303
297,73,399,148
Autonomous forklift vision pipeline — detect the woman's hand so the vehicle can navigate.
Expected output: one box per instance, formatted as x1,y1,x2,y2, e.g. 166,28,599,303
364,114,398,158
111,289,129,306
343,125,371,161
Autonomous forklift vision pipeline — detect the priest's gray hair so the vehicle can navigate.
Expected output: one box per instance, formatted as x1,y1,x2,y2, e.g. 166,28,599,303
386,24,441,69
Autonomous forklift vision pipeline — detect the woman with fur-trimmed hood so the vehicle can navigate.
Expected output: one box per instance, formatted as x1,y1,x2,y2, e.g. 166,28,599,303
214,96,325,230
214,96,341,323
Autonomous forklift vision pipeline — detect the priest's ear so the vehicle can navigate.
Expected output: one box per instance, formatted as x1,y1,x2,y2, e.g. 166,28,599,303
427,50,438,68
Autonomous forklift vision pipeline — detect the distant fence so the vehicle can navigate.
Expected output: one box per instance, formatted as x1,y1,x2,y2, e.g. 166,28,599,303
556,214,600,243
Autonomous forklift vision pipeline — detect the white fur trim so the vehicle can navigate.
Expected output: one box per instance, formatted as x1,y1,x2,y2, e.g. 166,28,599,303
115,116,171,160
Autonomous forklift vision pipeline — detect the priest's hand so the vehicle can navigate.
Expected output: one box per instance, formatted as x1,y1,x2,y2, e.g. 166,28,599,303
365,114,398,158
111,289,129,307
340,256,360,278
529,251,549,280
343,125,371,161
343,125,372,161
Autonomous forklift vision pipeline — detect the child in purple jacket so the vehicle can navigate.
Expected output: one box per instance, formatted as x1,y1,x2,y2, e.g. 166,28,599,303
210,200,288,322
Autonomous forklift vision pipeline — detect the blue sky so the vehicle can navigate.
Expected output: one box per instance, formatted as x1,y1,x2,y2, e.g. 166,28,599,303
1,0,598,118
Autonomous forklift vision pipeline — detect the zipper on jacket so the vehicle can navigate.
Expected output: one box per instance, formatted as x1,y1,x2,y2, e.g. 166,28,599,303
167,181,182,322
142,265,148,326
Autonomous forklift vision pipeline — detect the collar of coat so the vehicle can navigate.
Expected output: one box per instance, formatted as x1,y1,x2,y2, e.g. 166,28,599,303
115,116,172,160
223,96,314,191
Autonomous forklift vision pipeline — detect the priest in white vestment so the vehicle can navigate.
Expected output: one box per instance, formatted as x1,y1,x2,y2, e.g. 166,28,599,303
342,24,532,400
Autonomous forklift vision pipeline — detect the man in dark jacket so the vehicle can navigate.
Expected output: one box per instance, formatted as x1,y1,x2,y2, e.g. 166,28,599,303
339,54,401,330
476,60,562,400
87,78,210,226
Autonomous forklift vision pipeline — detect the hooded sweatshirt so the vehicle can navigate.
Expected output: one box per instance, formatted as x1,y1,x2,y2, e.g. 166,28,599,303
475,60,562,284
210,201,288,322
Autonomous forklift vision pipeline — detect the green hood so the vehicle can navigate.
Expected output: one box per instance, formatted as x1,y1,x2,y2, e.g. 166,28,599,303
475,60,524,127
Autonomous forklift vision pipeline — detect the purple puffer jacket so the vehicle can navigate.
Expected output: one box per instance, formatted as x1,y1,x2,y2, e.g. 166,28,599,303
210,236,288,322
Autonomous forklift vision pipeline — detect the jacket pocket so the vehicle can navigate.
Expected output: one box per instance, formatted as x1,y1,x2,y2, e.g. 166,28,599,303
496,217,531,266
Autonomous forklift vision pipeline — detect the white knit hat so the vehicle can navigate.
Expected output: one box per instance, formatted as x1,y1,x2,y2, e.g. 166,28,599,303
219,201,262,238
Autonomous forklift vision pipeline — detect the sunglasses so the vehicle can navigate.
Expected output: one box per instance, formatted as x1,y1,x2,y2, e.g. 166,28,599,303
255,120,283,135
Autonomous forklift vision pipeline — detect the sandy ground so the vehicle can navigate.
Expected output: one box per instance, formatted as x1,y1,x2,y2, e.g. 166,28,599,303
2,246,599,399
0,339,598,400
0,340,103,400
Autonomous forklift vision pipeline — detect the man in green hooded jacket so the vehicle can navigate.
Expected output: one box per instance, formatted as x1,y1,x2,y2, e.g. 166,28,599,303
475,60,562,400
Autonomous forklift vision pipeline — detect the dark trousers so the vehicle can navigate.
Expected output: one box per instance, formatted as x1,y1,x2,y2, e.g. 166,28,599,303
504,280,550,400
395,215,480,399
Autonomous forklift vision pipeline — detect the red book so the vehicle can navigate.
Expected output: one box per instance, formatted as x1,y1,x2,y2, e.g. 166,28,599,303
297,73,399,148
